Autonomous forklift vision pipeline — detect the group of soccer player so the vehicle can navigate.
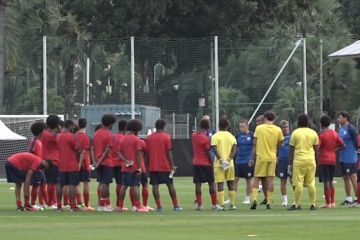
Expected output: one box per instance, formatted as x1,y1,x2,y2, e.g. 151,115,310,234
5,109,360,212
191,110,360,211
5,114,182,212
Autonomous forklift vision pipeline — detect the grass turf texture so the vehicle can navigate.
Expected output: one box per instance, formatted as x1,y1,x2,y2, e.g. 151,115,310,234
0,177,359,240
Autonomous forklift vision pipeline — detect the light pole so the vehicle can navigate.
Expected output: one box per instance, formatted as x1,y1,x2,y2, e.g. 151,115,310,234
153,63,165,94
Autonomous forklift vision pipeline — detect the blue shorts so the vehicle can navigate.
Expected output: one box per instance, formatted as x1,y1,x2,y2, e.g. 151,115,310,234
140,173,148,185
45,165,59,184
340,162,357,176
59,171,80,186
193,165,214,183
149,171,173,185
31,170,47,185
96,166,113,184
276,161,289,179
319,164,335,183
121,172,140,187
79,168,90,182
235,163,254,179
113,166,123,185
5,161,26,183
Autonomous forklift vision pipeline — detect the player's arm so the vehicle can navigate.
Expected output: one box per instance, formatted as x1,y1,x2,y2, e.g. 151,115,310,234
288,146,295,175
313,144,319,164
229,144,237,160
212,145,222,161
79,149,86,169
249,138,257,167
23,169,34,202
135,150,142,176
95,146,111,168
90,144,96,165
166,150,176,171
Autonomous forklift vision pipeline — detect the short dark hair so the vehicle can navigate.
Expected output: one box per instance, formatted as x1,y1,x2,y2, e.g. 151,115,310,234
101,113,116,127
118,120,127,131
30,121,46,136
264,111,276,121
320,115,331,128
64,119,75,129
219,118,229,130
155,119,166,130
95,124,103,132
42,160,54,172
46,115,60,129
127,119,142,134
200,119,210,130
297,114,309,128
78,118,87,129
337,111,351,122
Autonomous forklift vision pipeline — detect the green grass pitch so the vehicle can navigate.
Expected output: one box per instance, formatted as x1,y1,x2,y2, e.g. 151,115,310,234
0,177,359,240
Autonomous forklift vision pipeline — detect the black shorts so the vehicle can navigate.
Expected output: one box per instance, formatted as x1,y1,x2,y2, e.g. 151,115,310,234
235,163,254,179
5,162,26,183
79,168,90,182
357,170,360,183
193,165,214,183
96,165,113,184
150,171,173,185
276,161,289,179
340,162,357,176
121,172,140,187
59,171,80,186
113,166,123,185
319,164,335,183
45,164,59,184
140,173,148,185
31,170,47,185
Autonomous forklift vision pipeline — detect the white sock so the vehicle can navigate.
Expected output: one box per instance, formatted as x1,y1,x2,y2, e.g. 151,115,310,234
346,196,353,202
282,195,288,202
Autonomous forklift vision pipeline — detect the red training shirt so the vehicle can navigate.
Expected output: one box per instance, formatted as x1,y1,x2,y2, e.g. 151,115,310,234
119,134,142,173
93,128,114,167
192,131,212,166
140,139,147,172
8,152,42,172
113,133,125,167
76,132,91,171
146,131,172,172
29,137,43,159
319,129,344,165
41,129,59,165
57,131,80,172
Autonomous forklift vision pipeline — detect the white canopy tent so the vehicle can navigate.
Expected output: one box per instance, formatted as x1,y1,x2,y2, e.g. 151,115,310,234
0,120,26,140
329,40,360,59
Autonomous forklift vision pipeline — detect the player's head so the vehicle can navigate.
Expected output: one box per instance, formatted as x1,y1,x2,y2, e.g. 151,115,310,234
127,119,142,135
64,119,76,131
239,119,249,133
320,114,331,128
46,115,61,130
264,111,276,122
219,118,229,131
30,121,46,137
199,119,210,130
256,115,265,125
337,111,350,125
78,118,87,129
41,160,54,172
101,113,116,128
118,120,127,132
155,119,166,130
95,124,103,132
279,120,289,135
297,114,309,128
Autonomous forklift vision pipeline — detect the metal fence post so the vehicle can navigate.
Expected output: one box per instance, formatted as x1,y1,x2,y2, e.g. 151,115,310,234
131,36,135,119
172,112,176,139
43,36,47,115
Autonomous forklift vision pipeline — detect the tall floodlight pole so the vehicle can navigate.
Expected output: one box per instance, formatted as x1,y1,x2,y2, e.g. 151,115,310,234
214,36,219,132
43,36,47,115
319,39,323,117
303,38,308,114
131,37,135,119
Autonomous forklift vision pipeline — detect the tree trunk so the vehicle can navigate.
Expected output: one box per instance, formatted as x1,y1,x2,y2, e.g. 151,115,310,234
0,1,5,113
64,63,75,119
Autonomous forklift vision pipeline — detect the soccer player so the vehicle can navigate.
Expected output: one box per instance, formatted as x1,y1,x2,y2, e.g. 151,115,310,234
337,111,358,205
192,119,220,210
255,115,267,205
93,114,116,211
117,119,148,212
146,119,182,211
288,114,319,210
29,121,48,210
139,138,154,211
352,134,360,207
318,115,344,208
113,120,127,210
211,118,237,210
250,111,283,210
56,120,81,211
76,118,95,211
5,152,53,211
41,115,61,209
234,120,254,205
276,120,291,206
